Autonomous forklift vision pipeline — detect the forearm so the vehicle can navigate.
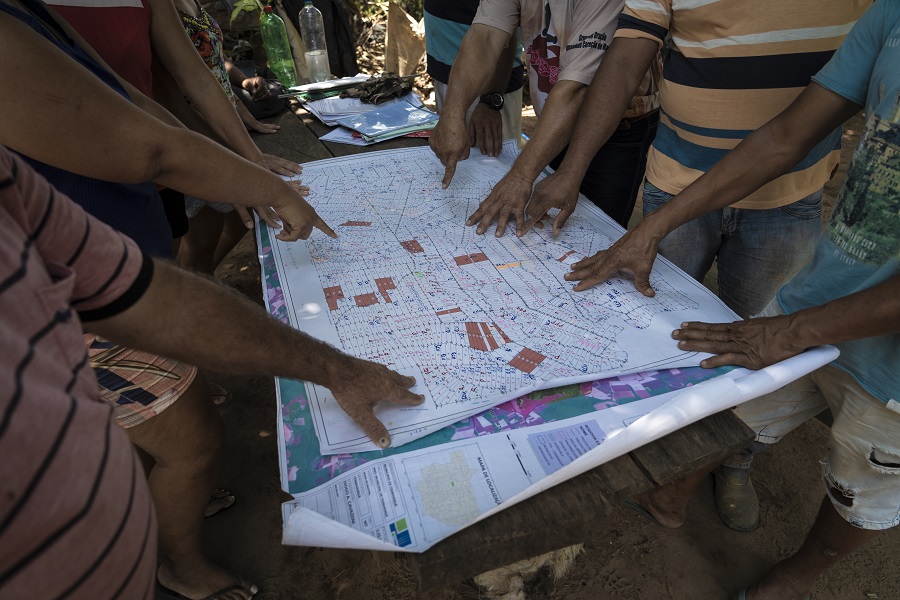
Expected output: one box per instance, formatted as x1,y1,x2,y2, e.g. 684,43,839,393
640,83,861,240
88,261,352,388
485,35,517,94
443,25,510,120
0,16,297,210
148,0,263,164
152,57,227,143
785,275,900,351
224,59,247,87
507,80,587,182
554,37,658,182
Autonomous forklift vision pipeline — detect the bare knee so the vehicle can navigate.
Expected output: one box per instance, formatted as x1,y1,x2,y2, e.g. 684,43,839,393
128,375,225,469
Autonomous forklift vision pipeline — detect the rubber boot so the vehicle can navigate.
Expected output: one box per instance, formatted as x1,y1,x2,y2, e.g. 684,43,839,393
713,465,759,532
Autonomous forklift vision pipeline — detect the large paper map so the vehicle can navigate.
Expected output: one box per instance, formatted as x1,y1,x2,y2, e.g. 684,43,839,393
269,142,739,454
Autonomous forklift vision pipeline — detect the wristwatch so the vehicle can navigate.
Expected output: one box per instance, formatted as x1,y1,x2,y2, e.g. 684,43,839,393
479,92,504,111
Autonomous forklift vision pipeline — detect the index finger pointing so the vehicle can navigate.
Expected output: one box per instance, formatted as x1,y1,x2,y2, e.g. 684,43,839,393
315,215,338,238
442,158,457,189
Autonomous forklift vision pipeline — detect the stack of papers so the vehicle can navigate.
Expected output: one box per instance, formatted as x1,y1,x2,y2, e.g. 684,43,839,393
333,96,438,143
304,92,418,127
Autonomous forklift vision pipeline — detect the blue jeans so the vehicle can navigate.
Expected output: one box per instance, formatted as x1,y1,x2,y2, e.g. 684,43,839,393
641,182,823,319
550,110,659,228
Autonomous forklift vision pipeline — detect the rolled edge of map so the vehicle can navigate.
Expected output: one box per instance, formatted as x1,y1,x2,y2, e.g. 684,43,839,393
465,345,840,529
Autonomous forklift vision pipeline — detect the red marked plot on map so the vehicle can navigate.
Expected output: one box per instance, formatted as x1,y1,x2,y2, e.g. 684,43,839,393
400,239,424,253
453,252,489,266
464,322,488,351
436,307,462,317
479,322,499,350
354,292,379,307
509,348,546,374
558,250,576,262
341,221,372,227
493,324,513,344
375,277,396,303
323,286,344,310
464,322,502,352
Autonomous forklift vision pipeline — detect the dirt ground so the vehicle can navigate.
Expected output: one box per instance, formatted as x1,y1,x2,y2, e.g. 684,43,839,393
197,105,899,600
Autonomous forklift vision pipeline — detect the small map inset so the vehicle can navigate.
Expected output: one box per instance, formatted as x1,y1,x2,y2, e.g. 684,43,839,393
402,445,501,541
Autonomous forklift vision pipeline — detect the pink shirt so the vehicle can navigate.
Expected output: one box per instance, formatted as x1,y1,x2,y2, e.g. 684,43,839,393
0,147,156,599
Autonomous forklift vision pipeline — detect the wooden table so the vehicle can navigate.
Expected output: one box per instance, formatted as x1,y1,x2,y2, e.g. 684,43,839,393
253,104,755,591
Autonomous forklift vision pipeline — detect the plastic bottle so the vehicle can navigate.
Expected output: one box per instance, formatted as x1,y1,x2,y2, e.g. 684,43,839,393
298,0,331,83
259,5,298,88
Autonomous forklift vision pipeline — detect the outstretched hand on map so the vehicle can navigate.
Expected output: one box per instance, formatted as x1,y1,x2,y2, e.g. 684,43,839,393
519,171,580,238
565,218,663,293
328,357,426,448
466,172,533,237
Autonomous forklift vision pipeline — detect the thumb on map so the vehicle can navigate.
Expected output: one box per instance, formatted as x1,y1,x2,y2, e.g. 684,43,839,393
351,408,392,449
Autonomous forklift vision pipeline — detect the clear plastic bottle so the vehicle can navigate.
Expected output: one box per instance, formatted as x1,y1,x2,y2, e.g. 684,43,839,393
259,5,298,88
298,0,331,83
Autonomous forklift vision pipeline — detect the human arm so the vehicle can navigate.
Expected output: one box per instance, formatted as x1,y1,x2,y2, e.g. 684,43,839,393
429,23,511,187
566,82,860,292
89,260,423,447
469,36,519,157
147,0,266,165
466,79,587,237
0,13,331,240
521,36,658,237
672,275,900,369
235,99,280,134
226,59,269,100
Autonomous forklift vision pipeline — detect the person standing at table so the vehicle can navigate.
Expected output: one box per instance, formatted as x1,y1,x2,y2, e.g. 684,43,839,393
0,145,422,599
521,0,870,532
430,0,660,233
424,0,525,155
564,3,900,596
0,1,331,598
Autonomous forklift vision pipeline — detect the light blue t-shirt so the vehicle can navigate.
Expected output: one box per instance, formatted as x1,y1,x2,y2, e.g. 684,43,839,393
778,0,900,407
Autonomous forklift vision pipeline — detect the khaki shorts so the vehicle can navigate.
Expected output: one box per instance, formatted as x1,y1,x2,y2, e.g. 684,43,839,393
85,335,198,429
735,301,900,530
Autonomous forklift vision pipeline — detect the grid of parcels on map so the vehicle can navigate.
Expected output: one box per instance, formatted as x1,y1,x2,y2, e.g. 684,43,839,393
266,142,743,455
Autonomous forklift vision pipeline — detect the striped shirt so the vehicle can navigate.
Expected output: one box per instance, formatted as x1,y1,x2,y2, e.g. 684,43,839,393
615,0,871,209
424,0,525,93
0,147,156,599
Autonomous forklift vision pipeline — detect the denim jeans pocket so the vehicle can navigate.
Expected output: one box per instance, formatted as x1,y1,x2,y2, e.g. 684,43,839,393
778,190,823,220
641,180,674,210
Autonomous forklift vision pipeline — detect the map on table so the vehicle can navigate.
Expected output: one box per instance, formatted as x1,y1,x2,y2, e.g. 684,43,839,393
267,142,738,454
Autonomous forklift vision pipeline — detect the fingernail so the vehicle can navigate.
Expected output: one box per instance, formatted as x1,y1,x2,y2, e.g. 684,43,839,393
244,221,253,229
671,329,680,337
251,586,259,594
681,322,688,328
379,437,389,448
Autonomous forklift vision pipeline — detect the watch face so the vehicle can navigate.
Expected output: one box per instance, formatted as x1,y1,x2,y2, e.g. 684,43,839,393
482,92,504,110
